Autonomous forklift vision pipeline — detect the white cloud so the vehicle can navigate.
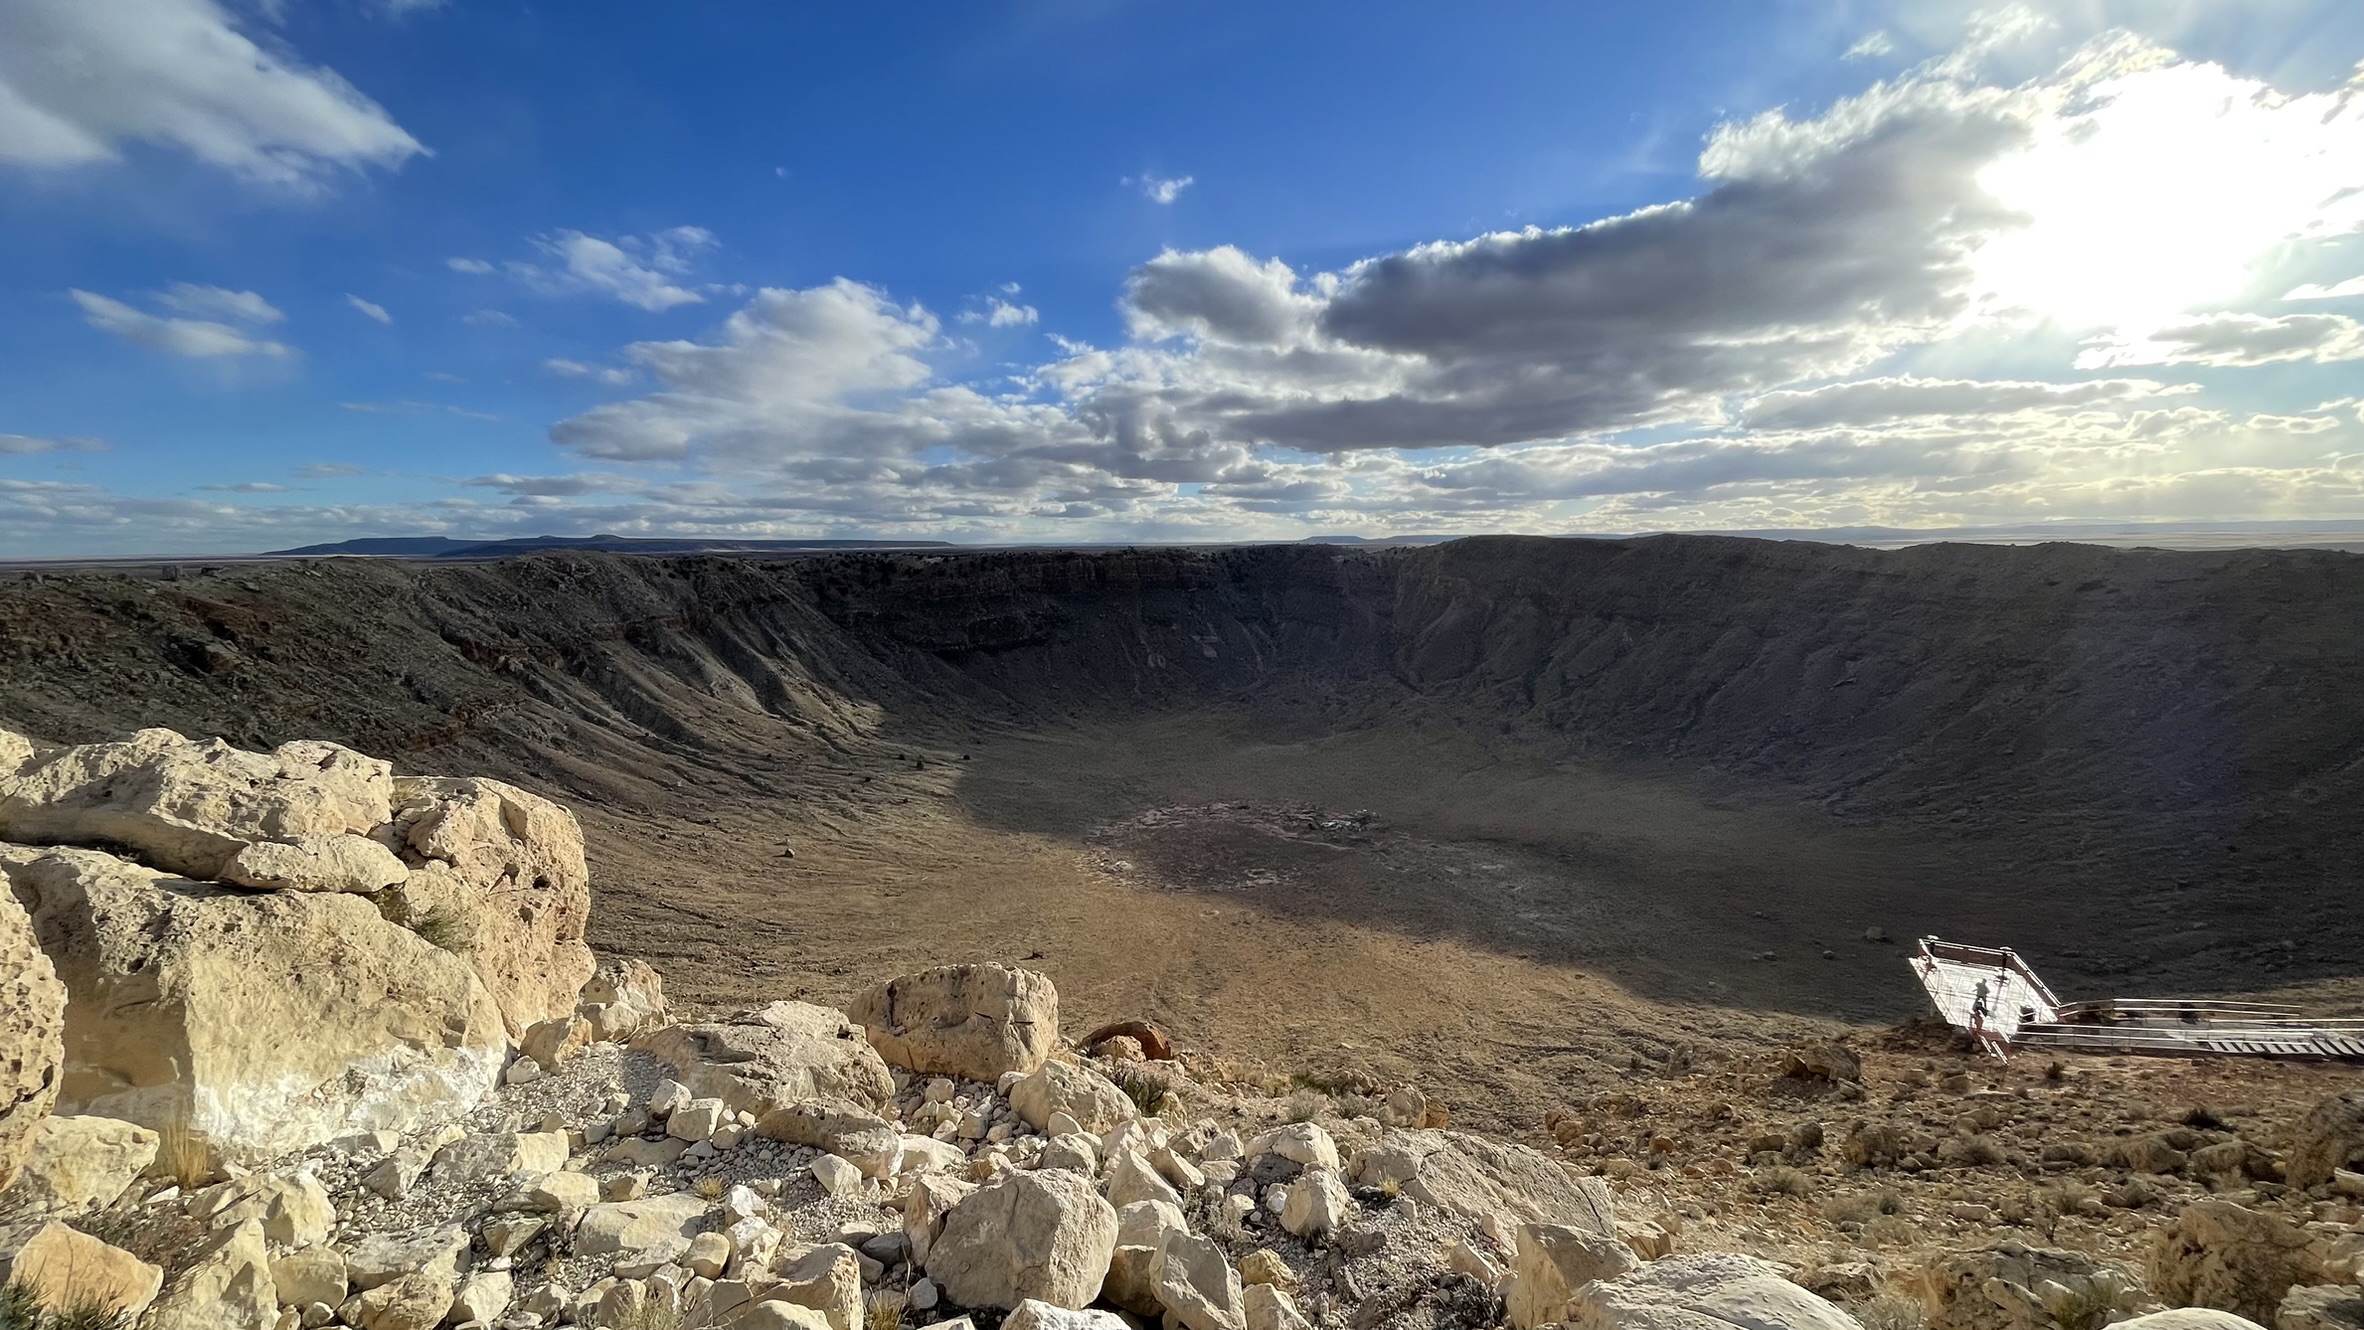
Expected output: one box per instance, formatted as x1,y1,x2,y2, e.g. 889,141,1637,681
198,481,291,492
482,227,715,311
2286,276,2364,301
71,289,292,358
960,297,1040,328
0,433,104,455
345,294,392,324
447,257,495,275
544,358,633,385
1125,173,1194,204
2078,313,2364,368
158,283,283,324
1739,376,2189,430
462,309,517,327
1845,31,1895,60
0,0,423,186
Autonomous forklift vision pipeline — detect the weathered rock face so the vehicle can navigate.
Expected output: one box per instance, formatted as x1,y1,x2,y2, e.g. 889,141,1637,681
925,1167,1120,1311
1570,1252,1863,1330
1009,1059,1137,1136
0,1219,164,1319
1915,1243,2147,1330
846,963,1060,1081
1,844,505,1164
2278,1286,2364,1330
1510,1223,1640,1330
0,728,393,879
0,880,64,1190
384,776,596,1038
2153,1200,2323,1322
2290,1094,2364,1192
219,833,408,894
637,1002,895,1117
1350,1128,1617,1231
147,1216,278,1330
5,1114,158,1212
579,957,667,1044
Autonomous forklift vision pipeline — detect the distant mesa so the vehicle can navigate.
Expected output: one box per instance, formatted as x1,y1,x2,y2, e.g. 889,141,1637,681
262,532,956,559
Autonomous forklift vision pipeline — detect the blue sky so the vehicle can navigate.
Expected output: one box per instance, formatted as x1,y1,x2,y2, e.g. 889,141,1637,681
3,0,2364,555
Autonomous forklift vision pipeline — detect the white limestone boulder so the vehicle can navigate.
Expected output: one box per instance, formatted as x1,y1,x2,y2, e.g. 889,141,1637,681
0,882,64,1191
925,1167,1119,1311
1,844,505,1165
846,963,1060,1081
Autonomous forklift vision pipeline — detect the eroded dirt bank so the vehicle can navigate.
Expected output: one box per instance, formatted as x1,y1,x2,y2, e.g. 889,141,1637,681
2,536,2359,1133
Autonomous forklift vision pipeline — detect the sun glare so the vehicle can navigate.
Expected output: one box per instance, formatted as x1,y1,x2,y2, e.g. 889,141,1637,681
1971,57,2364,334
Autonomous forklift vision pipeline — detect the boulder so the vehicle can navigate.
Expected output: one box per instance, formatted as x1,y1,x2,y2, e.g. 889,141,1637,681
576,1193,710,1261
1914,1243,2147,1330
1155,1230,1247,1330
846,963,1060,1081
1351,1128,1617,1231
1568,1252,1862,1330
214,1170,335,1246
1,845,505,1164
753,1100,904,1178
637,1002,894,1117
218,834,408,894
1251,1122,1342,1170
773,1243,863,1330
740,1304,836,1330
1109,1147,1184,1209
1280,1167,1351,1240
2152,1199,2322,1322
579,957,668,1044
1103,1200,1188,1315
146,1216,277,1330
905,1171,978,1267
4,1114,157,1212
384,775,596,1038
2118,1316,2269,1330
0,729,392,879
433,1130,567,1183
345,1224,470,1291
1509,1223,1640,1329
521,1014,591,1069
1783,1043,1863,1083
926,1167,1119,1311
0,877,64,1192
1009,1060,1136,1135
451,1270,513,1325
2291,1094,2364,1191
270,1247,348,1309
2281,1287,2364,1330
352,1270,454,1330
1246,1284,1315,1330
1007,1301,1131,1329
528,1170,601,1214
0,1219,163,1319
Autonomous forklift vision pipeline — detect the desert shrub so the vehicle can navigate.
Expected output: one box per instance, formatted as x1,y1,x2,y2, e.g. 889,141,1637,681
1284,1089,1328,1123
864,1291,906,1330
2181,1105,2226,1130
692,1176,725,1201
0,1288,131,1330
616,1303,683,1330
1821,1187,1904,1225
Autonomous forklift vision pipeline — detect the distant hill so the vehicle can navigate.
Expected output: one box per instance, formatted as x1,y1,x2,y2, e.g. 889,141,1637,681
265,533,955,559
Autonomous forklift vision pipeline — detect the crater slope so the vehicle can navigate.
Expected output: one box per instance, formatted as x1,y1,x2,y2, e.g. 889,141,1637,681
3,535,2359,1133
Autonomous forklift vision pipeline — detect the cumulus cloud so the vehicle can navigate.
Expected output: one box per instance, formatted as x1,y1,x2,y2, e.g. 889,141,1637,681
960,297,1039,328
0,0,422,185
2079,313,2364,368
71,288,292,358
346,295,392,324
1126,173,1194,204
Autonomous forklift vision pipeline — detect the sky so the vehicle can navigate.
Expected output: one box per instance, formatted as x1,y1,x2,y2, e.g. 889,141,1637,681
3,0,2364,556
